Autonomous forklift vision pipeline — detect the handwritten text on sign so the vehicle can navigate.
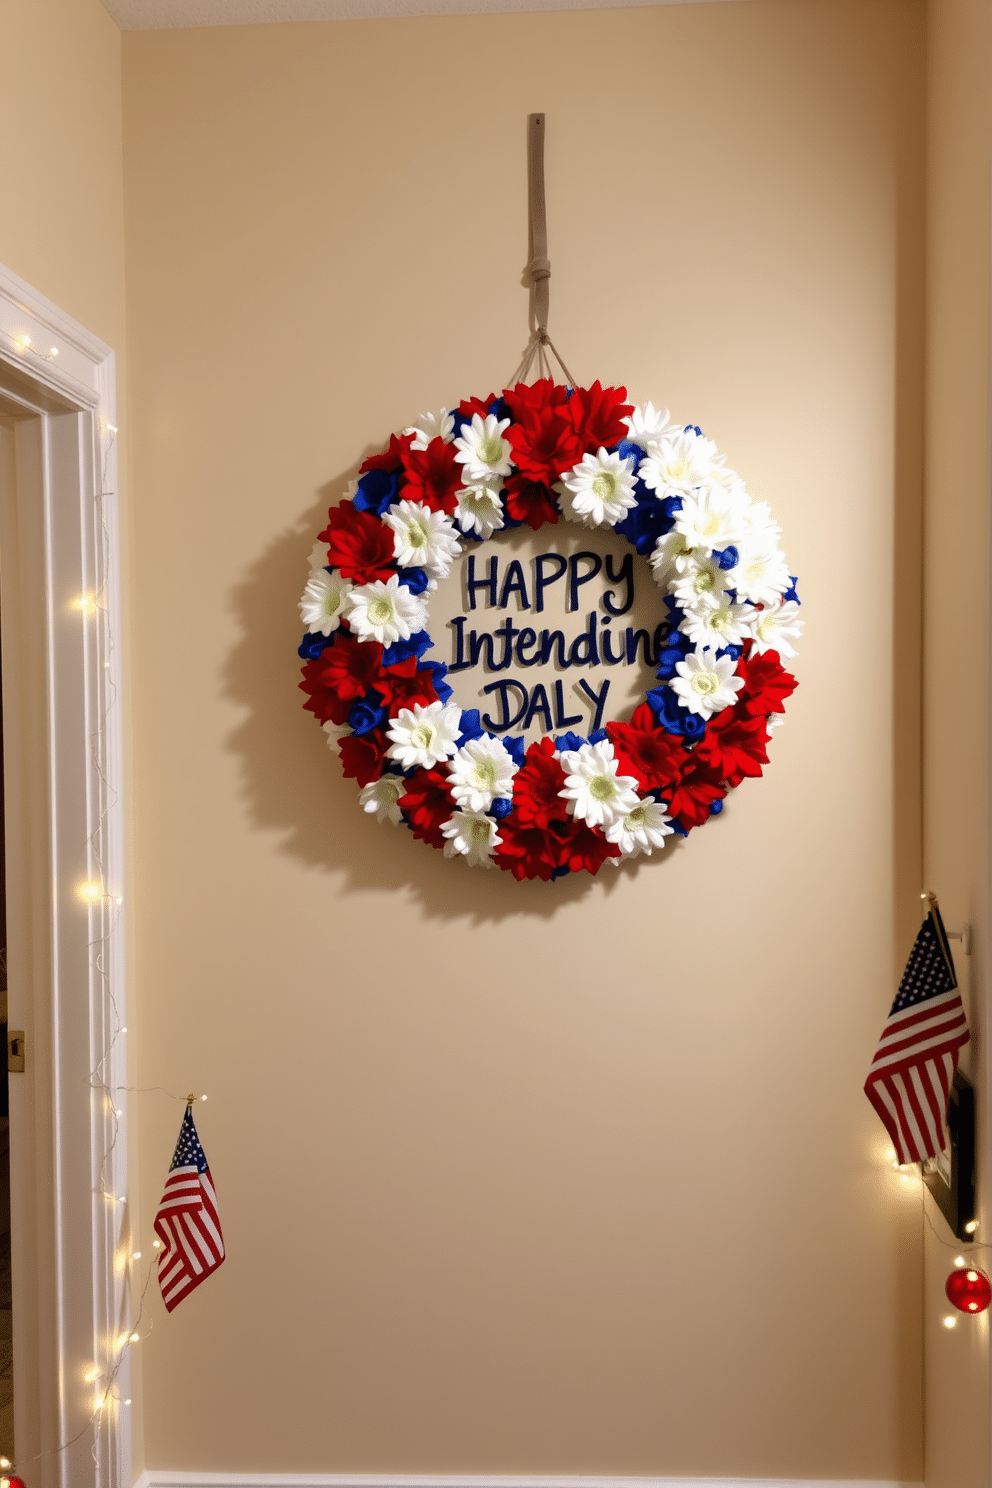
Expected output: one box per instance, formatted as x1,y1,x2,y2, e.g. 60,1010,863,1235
434,529,667,737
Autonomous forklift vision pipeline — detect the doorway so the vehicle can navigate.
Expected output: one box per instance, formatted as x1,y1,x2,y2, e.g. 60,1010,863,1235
0,262,127,1488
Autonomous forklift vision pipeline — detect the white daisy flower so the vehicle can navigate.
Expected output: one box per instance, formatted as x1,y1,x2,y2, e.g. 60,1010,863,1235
605,798,674,858
300,568,353,636
727,539,791,605
623,401,672,451
679,593,752,650
670,648,745,718
740,499,782,545
359,774,405,825
322,720,350,749
441,810,501,868
648,530,696,589
381,499,462,579
447,736,517,813
308,541,330,570
674,483,750,553
454,413,513,482
639,427,724,497
386,700,462,770
743,599,804,659
403,408,455,449
558,740,640,828
456,482,505,538
559,448,637,527
342,573,428,646
671,552,732,608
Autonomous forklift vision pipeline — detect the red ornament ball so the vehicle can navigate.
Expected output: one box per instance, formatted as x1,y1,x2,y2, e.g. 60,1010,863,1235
946,1265,992,1314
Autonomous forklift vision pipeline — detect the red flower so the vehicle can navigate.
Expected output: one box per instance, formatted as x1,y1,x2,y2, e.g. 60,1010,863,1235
458,392,501,418
695,708,769,788
308,634,385,705
381,658,439,715
494,820,563,881
566,381,633,453
552,817,621,875
735,648,798,719
666,761,727,831
317,502,396,582
503,378,569,419
512,737,570,828
398,768,454,848
339,729,388,787
506,406,583,484
359,432,413,475
401,437,462,515
607,704,687,794
504,475,560,530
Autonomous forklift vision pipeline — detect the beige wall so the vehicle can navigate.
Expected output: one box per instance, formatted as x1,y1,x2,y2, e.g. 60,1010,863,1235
0,0,126,355
121,2,926,1479
923,0,992,1483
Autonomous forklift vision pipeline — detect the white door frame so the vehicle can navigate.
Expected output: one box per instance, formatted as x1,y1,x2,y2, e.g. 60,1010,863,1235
0,262,128,1488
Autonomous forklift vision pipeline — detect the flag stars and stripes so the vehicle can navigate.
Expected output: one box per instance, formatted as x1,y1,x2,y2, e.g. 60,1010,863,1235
154,1106,225,1313
865,907,969,1166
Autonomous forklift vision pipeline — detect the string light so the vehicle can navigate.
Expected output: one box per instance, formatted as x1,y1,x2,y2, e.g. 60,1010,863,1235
18,335,30,349
132,1252,141,1261
965,1220,979,1234
76,881,102,904
955,1255,966,1266
944,1316,957,1329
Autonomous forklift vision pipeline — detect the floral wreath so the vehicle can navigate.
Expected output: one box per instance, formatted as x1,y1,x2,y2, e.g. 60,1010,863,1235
298,380,801,881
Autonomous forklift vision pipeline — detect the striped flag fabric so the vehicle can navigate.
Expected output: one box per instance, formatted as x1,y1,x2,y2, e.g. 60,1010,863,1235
154,1104,225,1312
864,899,970,1164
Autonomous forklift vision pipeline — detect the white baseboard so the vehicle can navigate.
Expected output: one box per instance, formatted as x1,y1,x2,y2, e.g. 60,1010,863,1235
133,1472,926,1488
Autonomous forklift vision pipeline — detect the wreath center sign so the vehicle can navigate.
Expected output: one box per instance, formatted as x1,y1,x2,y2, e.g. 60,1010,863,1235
297,380,802,881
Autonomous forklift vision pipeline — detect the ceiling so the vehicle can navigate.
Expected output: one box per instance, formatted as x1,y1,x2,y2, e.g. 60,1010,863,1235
101,0,728,28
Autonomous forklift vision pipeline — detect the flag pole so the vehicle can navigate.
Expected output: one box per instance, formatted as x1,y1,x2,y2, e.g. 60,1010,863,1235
922,889,956,979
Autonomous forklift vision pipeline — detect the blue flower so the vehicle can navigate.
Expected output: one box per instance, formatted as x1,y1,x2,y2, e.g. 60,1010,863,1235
489,797,513,819
783,576,800,604
352,467,401,516
714,545,738,571
381,630,433,667
709,799,723,816
717,644,742,663
554,731,586,754
397,567,429,595
588,728,608,746
501,735,527,768
298,630,335,660
646,684,707,742
615,439,644,471
456,709,484,747
418,661,453,703
613,491,676,555
551,864,572,879
348,690,388,735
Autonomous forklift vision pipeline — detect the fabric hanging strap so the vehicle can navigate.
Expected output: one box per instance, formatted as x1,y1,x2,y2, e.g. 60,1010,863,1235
529,113,551,334
521,112,576,389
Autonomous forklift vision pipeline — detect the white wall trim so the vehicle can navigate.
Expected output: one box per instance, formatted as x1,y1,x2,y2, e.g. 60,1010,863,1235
0,261,128,1488
134,1472,925,1488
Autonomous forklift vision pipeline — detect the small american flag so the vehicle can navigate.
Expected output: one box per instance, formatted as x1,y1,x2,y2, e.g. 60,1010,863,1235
154,1104,225,1312
864,900,970,1164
